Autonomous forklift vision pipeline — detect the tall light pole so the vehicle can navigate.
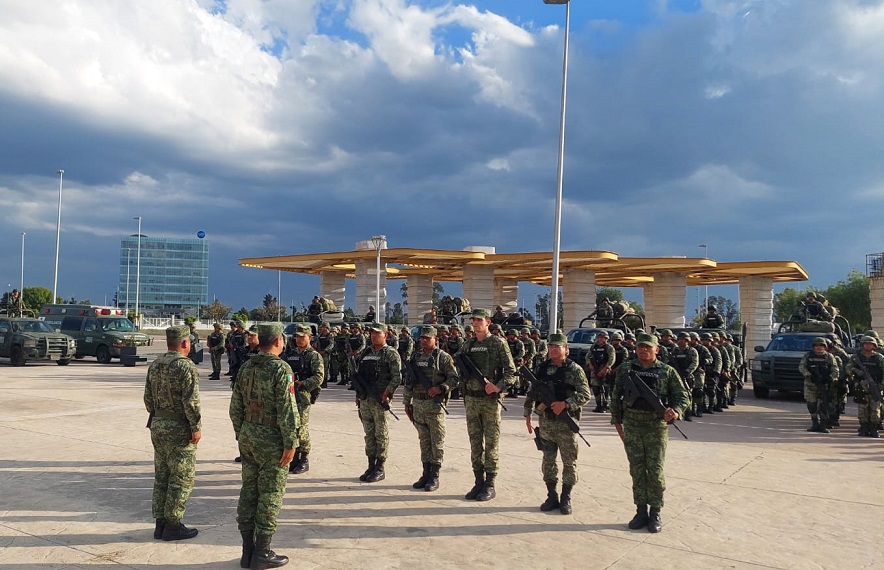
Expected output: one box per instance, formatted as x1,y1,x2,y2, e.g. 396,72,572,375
125,248,131,315
545,0,570,333
20,232,25,313
52,169,64,303
134,217,142,325
370,235,386,323
699,244,708,311
277,270,282,322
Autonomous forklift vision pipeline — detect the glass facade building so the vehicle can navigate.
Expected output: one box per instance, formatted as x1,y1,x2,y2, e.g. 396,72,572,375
119,236,209,316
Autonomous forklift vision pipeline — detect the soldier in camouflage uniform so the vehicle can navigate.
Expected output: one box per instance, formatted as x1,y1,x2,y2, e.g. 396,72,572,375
282,324,324,474
611,333,688,533
712,332,732,410
446,324,465,356
688,332,711,417
332,327,350,385
657,330,676,365
520,328,536,373
455,308,516,502
798,337,839,433
722,334,743,405
230,322,298,569
354,323,402,482
846,336,884,437
206,323,225,380
622,332,637,360
504,328,527,398
403,326,459,492
226,320,246,377
397,326,415,363
530,327,548,370
827,338,850,426
586,331,615,413
144,325,201,542
668,332,698,421
524,332,590,515
313,322,333,388
699,333,723,413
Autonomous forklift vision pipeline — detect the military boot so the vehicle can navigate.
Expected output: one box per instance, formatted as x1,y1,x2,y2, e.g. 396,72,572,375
359,457,376,482
693,403,703,418
683,407,693,422
539,481,559,512
858,424,869,437
807,416,820,432
628,505,649,530
161,521,198,541
559,484,573,515
817,418,830,434
413,462,430,489
287,451,301,474
424,464,440,492
292,453,309,474
465,471,485,500
153,519,165,540
250,535,288,569
505,387,518,399
240,529,255,569
869,424,881,438
475,472,496,501
648,507,663,533
366,459,386,482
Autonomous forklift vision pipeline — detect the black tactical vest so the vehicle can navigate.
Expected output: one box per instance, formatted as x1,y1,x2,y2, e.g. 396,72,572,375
805,353,832,379
590,343,610,367
629,364,661,412
539,359,576,401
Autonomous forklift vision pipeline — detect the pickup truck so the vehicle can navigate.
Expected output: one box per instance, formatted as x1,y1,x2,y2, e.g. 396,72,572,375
0,314,77,366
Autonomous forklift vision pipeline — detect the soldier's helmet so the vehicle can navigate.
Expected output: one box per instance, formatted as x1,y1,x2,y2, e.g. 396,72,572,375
597,330,609,339
677,331,691,340
624,332,636,341
700,332,713,340
611,331,624,340
861,335,878,346
812,337,828,346
707,305,717,312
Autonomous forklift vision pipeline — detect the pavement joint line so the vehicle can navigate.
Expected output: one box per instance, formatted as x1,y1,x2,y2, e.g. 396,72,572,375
720,451,765,485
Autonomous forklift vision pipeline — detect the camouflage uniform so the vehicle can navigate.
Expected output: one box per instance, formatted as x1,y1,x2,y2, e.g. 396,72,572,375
700,335,722,412
282,326,324,472
397,328,415,362
404,326,459,490
798,340,839,433
206,325,226,380
610,338,688,516
689,334,711,416
668,337,698,418
354,331,402,470
143,326,201,535
455,310,516,500
313,324,334,387
846,343,884,437
586,336,615,412
531,329,548,370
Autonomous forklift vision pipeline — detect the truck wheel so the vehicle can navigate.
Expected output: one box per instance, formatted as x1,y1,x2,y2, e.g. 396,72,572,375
96,345,112,364
10,346,26,366
753,384,770,399
57,359,71,366
74,355,85,360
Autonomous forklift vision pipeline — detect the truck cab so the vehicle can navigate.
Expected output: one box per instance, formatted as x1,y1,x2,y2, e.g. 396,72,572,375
40,305,151,364
0,312,77,366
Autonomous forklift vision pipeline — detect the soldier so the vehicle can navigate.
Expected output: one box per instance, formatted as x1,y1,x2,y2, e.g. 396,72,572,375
225,320,238,376
828,338,850,426
699,333,723,413
354,323,402,482
464,324,475,341
446,324,465,356
332,327,351,385
722,334,743,406
595,298,614,327
803,293,832,321
586,331,615,413
491,305,508,325
364,305,376,322
712,332,732,410
227,321,249,381
657,329,676,365
6,288,27,316
489,322,503,337
345,323,367,387
701,305,725,328
143,325,201,541
524,332,590,514
610,333,688,533
504,328,526,398
455,308,516,502
187,323,201,364
397,326,415,363
282,324,324,474
313,322,333,388
206,323,226,380
229,322,298,569
623,332,637,361
531,327,548,370
798,337,839,433
403,326,459,491
520,328,536,375
668,332,698,421
846,336,884,437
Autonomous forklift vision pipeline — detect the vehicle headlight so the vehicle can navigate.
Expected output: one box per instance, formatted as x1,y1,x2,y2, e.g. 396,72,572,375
69,339,77,348
22,336,37,348
751,360,761,371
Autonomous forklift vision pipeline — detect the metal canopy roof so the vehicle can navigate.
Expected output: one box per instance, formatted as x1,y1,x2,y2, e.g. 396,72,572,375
240,248,808,287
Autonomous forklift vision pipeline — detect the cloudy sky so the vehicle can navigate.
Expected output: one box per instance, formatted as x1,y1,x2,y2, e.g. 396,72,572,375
1,0,883,314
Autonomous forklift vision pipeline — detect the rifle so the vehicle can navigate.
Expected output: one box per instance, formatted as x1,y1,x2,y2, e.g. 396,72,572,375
404,359,449,415
851,355,883,403
351,358,400,421
454,352,508,412
520,366,590,448
146,411,154,428
621,370,688,440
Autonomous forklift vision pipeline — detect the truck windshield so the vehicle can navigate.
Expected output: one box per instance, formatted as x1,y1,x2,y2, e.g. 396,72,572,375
567,330,599,344
12,320,56,333
100,318,136,332
766,335,817,352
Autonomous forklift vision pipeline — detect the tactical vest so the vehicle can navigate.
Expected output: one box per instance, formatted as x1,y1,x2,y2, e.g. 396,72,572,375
349,334,362,351
242,355,283,427
627,363,661,412
397,336,411,359
357,350,382,386
612,345,627,369
207,331,223,349
316,335,331,351
407,349,441,389
670,348,691,376
590,343,610,367
855,353,883,383
538,359,576,402
285,350,310,380
805,353,832,380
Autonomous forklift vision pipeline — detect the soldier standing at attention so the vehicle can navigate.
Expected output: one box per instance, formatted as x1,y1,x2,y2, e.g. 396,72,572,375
403,326,459,491
225,320,238,376
455,308,516,502
354,323,402,483
798,337,839,433
229,322,298,569
143,325,201,541
313,322,333,388
504,328,526,398
668,332,699,421
531,327,548,370
397,326,415,363
206,323,225,380
524,332,590,515
846,336,884,437
587,331,615,413
283,324,324,475
611,333,688,533
701,305,725,328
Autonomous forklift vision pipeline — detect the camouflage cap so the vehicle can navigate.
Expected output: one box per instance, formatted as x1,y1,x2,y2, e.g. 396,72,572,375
293,324,312,336
710,331,720,339
351,323,362,330
166,325,190,342
658,329,673,337
864,330,880,339
213,322,222,329
812,337,828,346
636,333,658,347
861,335,878,345
677,331,691,339
471,308,491,319
320,321,330,328
505,328,517,336
548,332,568,347
419,326,437,338
367,322,387,333
437,325,449,333
257,322,283,337
400,326,410,332
531,327,540,334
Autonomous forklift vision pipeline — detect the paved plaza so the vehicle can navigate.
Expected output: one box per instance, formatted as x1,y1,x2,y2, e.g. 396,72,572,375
1,340,882,569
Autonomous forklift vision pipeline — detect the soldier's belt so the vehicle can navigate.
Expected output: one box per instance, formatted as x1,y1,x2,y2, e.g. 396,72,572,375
153,409,186,421
623,409,663,420
464,389,492,398
244,416,278,428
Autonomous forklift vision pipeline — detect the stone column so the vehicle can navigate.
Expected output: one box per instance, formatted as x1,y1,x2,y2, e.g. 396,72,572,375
463,265,495,313
562,268,596,331
319,271,346,312
493,278,518,314
739,276,774,353
642,284,656,328
648,272,687,329
355,239,387,321
870,276,884,332
406,274,434,325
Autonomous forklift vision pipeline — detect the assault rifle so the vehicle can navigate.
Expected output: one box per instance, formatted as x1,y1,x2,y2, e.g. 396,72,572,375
520,366,590,448
454,352,508,411
404,360,449,415
851,356,883,403
621,370,688,440
351,364,400,420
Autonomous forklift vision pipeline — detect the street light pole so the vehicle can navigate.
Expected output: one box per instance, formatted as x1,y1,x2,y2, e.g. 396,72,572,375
52,170,64,303
278,270,282,322
20,232,25,313
125,248,131,315
370,235,386,324
545,0,570,333
699,244,708,310
134,217,142,325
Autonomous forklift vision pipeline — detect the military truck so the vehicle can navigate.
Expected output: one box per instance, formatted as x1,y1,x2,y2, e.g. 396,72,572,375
564,327,623,367
40,305,151,364
749,331,843,398
0,312,77,366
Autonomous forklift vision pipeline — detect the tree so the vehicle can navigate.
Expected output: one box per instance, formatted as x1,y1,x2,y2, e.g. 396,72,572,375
233,308,250,324
23,286,53,312
823,271,870,331
595,287,624,307
534,293,563,332
205,300,232,324
251,293,282,321
690,295,738,329
773,287,804,323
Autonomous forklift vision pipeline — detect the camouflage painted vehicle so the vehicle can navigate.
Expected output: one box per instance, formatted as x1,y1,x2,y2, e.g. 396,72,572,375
0,311,77,366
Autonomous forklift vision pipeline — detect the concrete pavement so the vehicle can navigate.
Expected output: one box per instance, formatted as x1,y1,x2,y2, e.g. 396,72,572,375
1,343,882,569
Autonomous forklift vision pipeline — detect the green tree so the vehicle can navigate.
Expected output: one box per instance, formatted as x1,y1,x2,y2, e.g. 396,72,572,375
23,286,53,312
205,300,232,324
822,270,870,331
251,293,282,321
773,287,804,323
596,287,624,307
233,308,250,324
